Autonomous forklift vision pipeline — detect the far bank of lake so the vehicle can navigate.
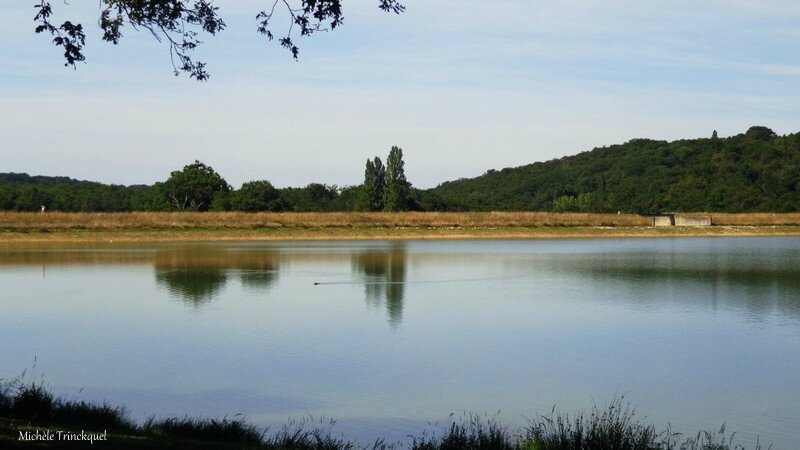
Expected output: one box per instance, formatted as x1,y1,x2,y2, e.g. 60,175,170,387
2,212,800,243
3,225,800,243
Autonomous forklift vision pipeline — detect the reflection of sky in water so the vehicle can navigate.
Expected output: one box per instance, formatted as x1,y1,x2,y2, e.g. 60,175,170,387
1,238,799,447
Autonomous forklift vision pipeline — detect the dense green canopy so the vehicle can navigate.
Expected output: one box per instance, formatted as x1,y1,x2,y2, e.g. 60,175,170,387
421,126,800,213
2,127,799,213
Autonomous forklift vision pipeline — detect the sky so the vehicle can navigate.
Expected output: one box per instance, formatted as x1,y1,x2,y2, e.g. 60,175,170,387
2,0,800,189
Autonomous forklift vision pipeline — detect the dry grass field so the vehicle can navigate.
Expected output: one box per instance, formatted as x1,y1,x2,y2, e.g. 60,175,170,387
708,213,800,226
1,211,799,243
0,211,651,230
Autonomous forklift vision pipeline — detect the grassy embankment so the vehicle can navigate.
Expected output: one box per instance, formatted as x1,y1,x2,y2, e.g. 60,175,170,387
1,212,800,243
0,378,767,450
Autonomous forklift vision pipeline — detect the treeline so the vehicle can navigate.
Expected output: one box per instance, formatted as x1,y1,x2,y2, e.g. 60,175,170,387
0,147,417,213
423,126,800,213
0,173,151,212
2,127,800,213
0,170,361,213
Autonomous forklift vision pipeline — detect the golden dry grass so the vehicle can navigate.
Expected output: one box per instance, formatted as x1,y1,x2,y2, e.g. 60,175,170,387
0,211,651,230
3,226,800,244
709,213,800,226
1,212,799,243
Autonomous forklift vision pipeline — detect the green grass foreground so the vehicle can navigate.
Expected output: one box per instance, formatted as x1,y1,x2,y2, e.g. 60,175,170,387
0,378,770,450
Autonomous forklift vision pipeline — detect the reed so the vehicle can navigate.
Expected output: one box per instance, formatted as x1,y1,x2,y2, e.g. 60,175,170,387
524,399,662,450
411,415,514,450
263,418,356,450
0,377,135,432
523,400,767,450
0,378,774,450
143,416,264,446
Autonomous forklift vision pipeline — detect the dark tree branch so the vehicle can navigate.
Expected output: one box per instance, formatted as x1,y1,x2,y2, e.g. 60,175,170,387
34,1,86,68
34,0,405,80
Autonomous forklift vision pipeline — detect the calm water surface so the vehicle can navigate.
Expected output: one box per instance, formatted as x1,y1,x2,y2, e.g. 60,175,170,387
1,238,799,447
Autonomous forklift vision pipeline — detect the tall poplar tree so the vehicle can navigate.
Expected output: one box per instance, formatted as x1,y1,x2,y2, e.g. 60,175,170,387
372,156,386,211
361,158,376,211
383,146,410,212
361,157,386,211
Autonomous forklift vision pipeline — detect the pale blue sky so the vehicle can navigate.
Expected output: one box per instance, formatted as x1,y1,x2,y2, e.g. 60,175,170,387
2,1,800,188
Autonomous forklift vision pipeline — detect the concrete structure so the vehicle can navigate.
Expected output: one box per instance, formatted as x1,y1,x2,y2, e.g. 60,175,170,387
645,214,711,227
645,214,675,226
674,215,712,226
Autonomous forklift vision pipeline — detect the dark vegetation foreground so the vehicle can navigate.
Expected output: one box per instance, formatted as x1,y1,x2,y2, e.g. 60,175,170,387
0,377,770,449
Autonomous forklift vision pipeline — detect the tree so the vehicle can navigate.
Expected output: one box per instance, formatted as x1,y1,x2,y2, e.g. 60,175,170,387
158,160,230,211
576,192,602,212
745,126,777,141
231,180,284,212
360,157,386,211
553,195,578,212
359,159,376,211
372,157,386,211
383,146,410,212
34,0,405,80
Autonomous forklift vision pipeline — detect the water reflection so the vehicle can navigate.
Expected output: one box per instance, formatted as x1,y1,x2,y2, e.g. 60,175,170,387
154,250,281,304
545,252,800,320
156,268,227,305
2,240,798,321
352,244,407,326
239,269,279,292
0,246,283,306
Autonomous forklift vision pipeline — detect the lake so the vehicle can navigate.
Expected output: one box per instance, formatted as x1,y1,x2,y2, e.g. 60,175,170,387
1,237,799,447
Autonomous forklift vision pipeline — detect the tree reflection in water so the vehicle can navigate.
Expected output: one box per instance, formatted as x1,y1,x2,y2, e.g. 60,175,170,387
154,249,280,306
352,243,407,326
239,269,279,292
156,268,227,306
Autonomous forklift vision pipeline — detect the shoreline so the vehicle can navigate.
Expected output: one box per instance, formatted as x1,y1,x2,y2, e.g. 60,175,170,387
1,212,799,243
0,380,765,450
2,225,800,243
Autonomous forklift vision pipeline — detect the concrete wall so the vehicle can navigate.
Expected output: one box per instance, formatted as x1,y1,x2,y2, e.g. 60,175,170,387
651,216,675,227
645,215,675,226
674,215,712,226
645,214,711,226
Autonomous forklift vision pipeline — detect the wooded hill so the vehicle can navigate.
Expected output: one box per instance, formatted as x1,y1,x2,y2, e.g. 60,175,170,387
2,126,799,213
419,126,800,213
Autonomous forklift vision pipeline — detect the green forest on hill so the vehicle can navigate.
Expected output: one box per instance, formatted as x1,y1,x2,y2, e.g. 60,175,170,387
422,126,800,213
2,126,799,213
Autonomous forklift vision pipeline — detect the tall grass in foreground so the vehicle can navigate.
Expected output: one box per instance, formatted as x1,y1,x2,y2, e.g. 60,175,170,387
0,377,771,449
0,375,134,432
143,416,265,446
264,418,359,450
411,415,514,450
525,399,768,450
526,400,661,450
